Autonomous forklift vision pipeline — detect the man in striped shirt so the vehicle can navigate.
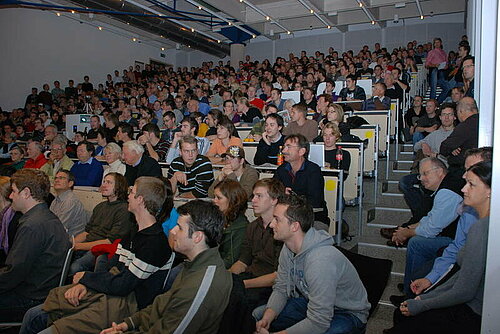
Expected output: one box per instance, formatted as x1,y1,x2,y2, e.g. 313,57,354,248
168,136,214,199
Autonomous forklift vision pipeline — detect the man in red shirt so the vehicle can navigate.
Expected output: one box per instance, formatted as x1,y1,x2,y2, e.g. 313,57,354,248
24,141,48,169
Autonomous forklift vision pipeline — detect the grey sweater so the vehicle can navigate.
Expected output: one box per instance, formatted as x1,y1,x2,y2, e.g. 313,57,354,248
407,216,489,316
267,228,370,334
414,127,453,153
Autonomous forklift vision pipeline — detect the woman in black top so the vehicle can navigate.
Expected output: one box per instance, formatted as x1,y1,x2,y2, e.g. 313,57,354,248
322,122,351,180
403,95,424,142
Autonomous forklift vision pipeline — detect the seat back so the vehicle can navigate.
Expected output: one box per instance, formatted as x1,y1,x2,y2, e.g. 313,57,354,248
59,246,74,287
335,246,392,316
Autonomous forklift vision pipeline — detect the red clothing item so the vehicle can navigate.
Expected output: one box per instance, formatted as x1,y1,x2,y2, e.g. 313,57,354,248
249,98,265,111
24,153,48,169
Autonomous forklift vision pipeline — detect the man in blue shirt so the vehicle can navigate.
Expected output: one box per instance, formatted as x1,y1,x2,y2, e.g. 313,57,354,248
70,142,104,187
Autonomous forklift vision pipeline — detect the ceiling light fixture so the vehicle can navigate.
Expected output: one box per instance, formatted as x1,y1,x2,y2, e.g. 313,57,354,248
297,0,333,29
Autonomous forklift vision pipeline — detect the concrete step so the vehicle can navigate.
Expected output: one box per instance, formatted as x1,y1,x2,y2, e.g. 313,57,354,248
366,207,412,226
367,302,396,333
374,195,409,209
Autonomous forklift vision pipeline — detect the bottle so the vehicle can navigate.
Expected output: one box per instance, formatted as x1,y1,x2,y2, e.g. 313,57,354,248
335,146,343,169
277,146,284,166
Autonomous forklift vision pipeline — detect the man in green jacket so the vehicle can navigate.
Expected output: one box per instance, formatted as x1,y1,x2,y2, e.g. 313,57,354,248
100,200,233,334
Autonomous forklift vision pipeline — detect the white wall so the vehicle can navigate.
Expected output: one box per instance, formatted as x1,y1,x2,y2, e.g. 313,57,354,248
0,8,171,111
172,12,465,68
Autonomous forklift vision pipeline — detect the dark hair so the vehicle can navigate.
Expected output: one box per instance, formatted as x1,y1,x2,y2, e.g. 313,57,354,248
181,116,199,135
208,109,224,125
266,113,284,128
462,55,475,65
464,147,493,163
57,169,76,189
218,118,236,138
466,161,492,188
163,111,176,121
346,74,357,82
142,123,161,138
277,193,314,232
78,141,95,155
12,169,50,202
96,128,107,141
105,172,129,201
118,122,134,140
177,200,224,248
284,133,310,157
252,178,285,200
214,179,248,227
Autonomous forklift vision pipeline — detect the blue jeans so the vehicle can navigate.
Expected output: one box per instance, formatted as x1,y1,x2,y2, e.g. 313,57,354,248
412,132,425,146
404,235,453,295
0,291,44,322
69,250,96,275
20,304,49,334
429,68,447,100
253,297,366,334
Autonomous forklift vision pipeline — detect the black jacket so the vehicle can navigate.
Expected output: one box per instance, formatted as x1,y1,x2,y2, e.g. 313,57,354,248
440,113,479,167
0,203,71,300
125,154,163,186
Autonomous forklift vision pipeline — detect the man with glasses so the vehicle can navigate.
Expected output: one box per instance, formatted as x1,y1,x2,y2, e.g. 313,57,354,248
165,117,209,164
167,136,214,198
41,139,74,182
50,170,88,236
274,134,329,225
387,158,464,303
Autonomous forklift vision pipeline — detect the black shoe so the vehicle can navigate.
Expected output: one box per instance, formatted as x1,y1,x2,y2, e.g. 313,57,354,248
386,239,408,248
380,227,398,239
397,283,404,293
390,294,407,307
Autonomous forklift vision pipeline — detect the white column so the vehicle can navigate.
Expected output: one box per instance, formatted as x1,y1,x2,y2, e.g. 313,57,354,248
479,0,500,332
230,43,245,69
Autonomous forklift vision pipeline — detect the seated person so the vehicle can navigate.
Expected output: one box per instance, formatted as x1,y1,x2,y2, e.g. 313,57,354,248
70,141,104,187
0,176,23,266
236,97,263,124
404,95,425,142
50,170,88,237
412,99,440,145
246,104,278,142
362,82,391,110
116,122,135,145
119,108,139,129
412,103,456,169
40,139,74,182
396,148,491,299
138,123,170,162
100,200,232,334
93,128,108,159
254,113,285,165
165,116,210,164
102,143,126,177
168,136,214,199
338,74,367,101
69,173,134,274
212,179,249,268
209,146,259,198
123,140,163,186
24,141,48,169
192,112,209,137
254,194,370,334
388,158,464,295
3,146,26,170
265,89,286,112
229,179,285,310
282,103,319,142
274,134,329,224
322,122,351,177
385,162,491,334
0,169,70,321
0,132,17,163
160,111,178,143
207,118,243,163
22,177,174,334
